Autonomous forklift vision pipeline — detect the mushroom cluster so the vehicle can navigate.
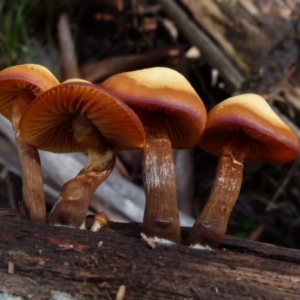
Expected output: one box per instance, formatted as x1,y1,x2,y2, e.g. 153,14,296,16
0,63,298,250
20,79,145,228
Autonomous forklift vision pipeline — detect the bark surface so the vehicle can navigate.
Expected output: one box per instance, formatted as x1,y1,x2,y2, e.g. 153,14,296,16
0,208,300,299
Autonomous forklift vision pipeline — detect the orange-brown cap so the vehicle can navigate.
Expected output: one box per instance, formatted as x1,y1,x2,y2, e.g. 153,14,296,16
0,64,59,120
19,80,145,153
94,212,108,226
199,94,299,162
101,67,207,149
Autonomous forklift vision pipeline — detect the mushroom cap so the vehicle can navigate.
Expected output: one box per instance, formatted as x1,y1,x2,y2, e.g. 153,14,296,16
94,212,108,226
19,80,146,153
199,94,299,163
101,67,207,149
0,64,59,120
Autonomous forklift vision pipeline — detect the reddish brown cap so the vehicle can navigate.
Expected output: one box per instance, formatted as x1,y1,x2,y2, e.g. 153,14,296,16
101,67,207,149
19,80,145,153
199,94,299,162
0,64,59,120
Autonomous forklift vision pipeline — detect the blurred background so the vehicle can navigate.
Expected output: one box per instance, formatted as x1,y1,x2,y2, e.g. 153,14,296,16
0,0,300,248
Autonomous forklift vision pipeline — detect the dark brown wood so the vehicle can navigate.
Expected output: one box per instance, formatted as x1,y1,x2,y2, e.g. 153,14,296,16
177,0,300,93
0,208,300,299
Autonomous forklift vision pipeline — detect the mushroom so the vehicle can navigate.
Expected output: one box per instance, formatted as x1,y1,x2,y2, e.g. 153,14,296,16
101,67,207,243
0,64,59,222
19,79,145,227
187,94,299,249
90,212,108,232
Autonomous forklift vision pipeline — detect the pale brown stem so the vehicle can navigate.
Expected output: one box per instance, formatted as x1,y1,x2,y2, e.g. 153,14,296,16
187,154,243,248
187,134,250,249
141,112,180,243
12,90,46,222
48,115,115,227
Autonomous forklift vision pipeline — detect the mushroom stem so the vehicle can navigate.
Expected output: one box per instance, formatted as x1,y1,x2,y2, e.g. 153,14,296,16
48,115,116,227
187,133,249,248
141,112,180,243
12,89,46,222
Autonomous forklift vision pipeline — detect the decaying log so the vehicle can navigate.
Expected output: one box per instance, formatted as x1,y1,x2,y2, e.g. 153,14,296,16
157,0,244,90
0,208,300,299
162,0,300,93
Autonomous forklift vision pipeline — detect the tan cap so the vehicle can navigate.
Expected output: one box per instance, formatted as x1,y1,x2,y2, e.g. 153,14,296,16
199,94,299,162
0,64,59,119
101,67,207,149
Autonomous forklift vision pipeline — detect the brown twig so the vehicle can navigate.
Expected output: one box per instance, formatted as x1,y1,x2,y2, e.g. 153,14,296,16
80,49,179,83
140,232,156,249
57,12,80,79
115,285,126,300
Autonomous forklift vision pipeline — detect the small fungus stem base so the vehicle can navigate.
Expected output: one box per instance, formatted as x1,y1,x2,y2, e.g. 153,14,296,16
187,133,249,249
12,89,46,222
141,112,180,243
48,115,115,227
